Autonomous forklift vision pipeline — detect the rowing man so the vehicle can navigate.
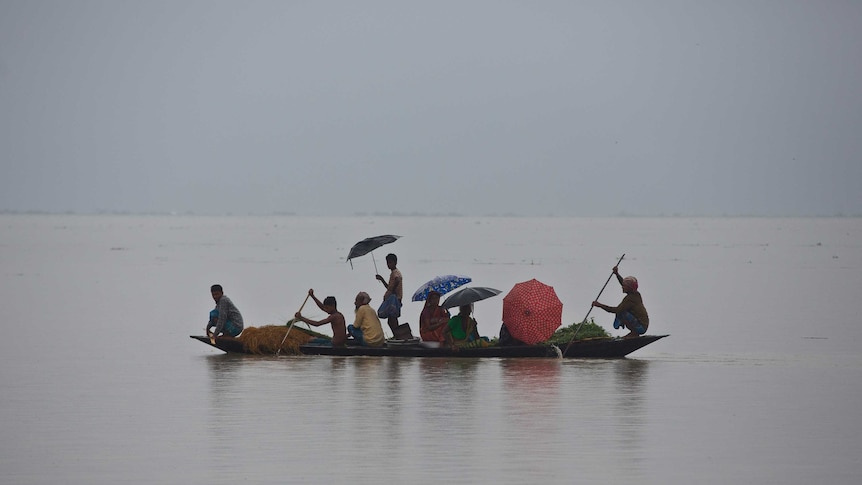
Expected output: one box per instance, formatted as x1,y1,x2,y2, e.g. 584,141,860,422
294,289,347,347
592,266,649,339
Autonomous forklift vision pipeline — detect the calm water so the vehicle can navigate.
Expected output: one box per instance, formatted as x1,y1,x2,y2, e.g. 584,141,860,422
2,215,861,484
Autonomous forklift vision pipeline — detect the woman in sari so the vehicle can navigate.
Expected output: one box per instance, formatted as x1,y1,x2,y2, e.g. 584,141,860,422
446,304,487,347
419,291,450,343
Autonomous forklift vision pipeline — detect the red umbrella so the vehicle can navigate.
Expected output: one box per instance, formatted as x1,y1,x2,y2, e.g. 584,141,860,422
502,279,563,345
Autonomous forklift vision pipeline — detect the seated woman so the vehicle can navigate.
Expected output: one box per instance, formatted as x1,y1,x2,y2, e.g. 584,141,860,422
446,304,489,348
419,291,450,344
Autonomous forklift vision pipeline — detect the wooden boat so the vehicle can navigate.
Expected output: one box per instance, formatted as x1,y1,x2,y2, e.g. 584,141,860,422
190,334,668,358
190,335,247,354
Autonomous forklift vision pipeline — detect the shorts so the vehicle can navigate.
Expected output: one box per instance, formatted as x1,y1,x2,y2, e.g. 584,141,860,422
347,324,366,346
614,312,646,334
209,309,242,337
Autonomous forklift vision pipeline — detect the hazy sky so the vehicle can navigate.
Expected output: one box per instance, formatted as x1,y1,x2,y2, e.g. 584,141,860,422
1,1,860,216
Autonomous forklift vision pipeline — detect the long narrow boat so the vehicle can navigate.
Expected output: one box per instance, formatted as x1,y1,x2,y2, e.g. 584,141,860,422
190,334,668,358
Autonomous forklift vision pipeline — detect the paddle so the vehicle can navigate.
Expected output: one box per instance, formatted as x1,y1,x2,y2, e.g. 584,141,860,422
564,253,625,354
277,293,310,356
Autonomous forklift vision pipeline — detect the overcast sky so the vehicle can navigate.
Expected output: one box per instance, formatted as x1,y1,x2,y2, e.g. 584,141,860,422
1,1,860,216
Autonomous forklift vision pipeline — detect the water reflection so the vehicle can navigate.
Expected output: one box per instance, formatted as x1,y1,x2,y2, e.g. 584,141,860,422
500,359,563,434
205,354,244,420
203,354,255,477
324,356,349,380
611,359,650,470
614,359,650,409
417,358,483,416
565,359,651,479
500,358,562,389
414,358,483,431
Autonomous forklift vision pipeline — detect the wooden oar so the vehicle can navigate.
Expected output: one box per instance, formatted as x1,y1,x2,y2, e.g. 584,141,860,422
277,294,310,356
564,253,625,354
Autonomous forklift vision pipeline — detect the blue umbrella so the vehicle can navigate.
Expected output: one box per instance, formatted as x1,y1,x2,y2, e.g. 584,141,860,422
412,275,472,301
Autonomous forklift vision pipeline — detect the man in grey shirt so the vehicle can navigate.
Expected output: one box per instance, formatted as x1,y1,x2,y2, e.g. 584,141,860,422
206,284,244,338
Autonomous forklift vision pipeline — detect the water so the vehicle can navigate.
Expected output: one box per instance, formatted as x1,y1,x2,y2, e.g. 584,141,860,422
2,215,861,484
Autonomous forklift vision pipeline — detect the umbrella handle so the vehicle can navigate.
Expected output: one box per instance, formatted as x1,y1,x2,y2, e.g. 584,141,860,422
371,252,379,274
564,254,625,353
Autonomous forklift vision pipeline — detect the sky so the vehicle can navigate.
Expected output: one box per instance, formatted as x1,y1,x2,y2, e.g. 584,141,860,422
1,0,860,216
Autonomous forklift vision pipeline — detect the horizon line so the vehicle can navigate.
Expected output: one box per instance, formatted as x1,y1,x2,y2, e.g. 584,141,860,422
2,209,859,218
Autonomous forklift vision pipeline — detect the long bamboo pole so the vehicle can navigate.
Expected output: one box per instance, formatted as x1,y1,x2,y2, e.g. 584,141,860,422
563,253,625,354
277,294,311,356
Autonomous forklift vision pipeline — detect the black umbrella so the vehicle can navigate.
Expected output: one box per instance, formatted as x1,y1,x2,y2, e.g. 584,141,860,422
441,286,502,310
346,235,401,271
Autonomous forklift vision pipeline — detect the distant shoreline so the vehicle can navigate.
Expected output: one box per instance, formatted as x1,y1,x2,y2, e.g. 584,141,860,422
1,210,859,218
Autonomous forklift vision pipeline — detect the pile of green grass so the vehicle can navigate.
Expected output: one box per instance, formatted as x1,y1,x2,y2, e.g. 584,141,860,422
544,318,611,345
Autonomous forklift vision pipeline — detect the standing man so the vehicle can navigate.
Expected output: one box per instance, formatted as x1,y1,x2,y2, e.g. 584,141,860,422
347,291,385,347
207,284,244,338
592,265,649,339
294,289,347,347
375,253,403,334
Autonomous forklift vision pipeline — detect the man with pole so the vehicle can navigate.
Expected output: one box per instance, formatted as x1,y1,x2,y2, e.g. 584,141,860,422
592,264,649,339
294,289,347,347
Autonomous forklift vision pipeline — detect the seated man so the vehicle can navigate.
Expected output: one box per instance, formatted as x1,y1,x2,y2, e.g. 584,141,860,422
294,289,347,347
498,323,527,347
592,265,649,339
347,292,385,347
206,284,244,338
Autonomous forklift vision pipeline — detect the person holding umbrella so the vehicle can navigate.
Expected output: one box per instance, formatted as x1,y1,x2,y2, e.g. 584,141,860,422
419,291,450,344
375,253,403,334
592,265,649,339
446,304,488,348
